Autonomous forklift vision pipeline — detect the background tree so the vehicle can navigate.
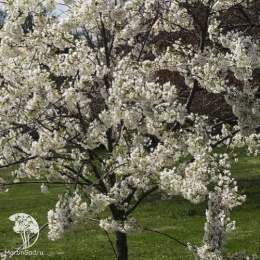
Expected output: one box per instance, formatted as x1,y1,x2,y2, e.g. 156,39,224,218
0,0,259,259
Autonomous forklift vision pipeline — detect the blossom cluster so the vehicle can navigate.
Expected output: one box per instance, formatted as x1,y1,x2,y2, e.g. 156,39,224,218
48,191,88,240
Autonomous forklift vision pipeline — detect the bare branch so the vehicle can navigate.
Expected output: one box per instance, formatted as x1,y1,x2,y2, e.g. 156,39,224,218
143,228,188,248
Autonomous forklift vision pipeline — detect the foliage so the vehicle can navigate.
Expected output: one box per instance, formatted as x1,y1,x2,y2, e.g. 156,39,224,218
0,1,259,259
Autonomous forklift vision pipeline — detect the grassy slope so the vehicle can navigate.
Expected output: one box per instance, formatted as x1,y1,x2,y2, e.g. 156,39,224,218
0,150,259,260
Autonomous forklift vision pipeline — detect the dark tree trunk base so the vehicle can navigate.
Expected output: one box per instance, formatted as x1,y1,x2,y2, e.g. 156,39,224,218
115,231,128,260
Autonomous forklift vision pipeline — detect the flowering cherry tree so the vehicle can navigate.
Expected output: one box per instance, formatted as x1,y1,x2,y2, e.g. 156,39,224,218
0,0,259,259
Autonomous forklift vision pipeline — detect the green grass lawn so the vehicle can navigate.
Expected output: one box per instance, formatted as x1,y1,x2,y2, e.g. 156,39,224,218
0,150,259,260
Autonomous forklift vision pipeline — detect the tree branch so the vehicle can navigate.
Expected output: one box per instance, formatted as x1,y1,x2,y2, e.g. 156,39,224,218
143,228,188,248
125,185,158,216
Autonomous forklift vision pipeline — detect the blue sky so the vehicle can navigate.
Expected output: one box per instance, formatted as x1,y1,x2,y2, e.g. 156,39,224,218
53,2,69,16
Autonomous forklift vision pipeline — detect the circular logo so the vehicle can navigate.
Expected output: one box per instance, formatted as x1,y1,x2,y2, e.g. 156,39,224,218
9,213,40,250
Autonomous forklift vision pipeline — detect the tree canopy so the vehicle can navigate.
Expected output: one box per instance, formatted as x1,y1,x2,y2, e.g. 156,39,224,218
0,1,259,259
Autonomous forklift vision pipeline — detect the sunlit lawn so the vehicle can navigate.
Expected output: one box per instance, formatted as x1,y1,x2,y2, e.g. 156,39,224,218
0,148,259,259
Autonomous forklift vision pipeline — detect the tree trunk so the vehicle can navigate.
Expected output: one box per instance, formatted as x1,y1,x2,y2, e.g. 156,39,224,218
115,231,128,260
